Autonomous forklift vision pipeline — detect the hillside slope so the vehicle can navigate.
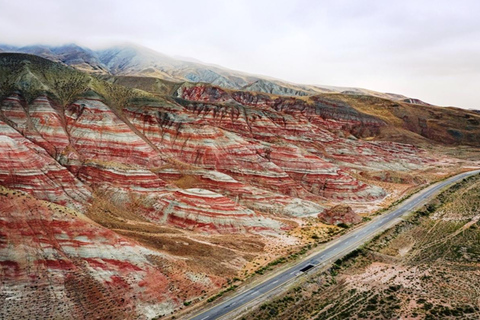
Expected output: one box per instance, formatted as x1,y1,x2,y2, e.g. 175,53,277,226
0,52,477,319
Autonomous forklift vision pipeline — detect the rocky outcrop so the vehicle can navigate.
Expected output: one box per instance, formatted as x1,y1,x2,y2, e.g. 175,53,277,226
65,99,165,169
193,170,325,217
265,144,385,201
77,160,168,193
154,168,325,217
124,106,313,199
177,84,386,136
318,205,362,226
153,188,282,233
0,187,218,319
0,120,91,210
0,94,70,158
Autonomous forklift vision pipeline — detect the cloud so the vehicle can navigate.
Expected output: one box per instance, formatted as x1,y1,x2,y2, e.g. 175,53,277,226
0,0,479,109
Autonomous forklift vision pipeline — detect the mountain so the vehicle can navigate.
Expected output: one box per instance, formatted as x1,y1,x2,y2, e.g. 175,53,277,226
0,43,259,88
96,44,261,88
0,52,478,319
0,43,433,104
0,43,107,74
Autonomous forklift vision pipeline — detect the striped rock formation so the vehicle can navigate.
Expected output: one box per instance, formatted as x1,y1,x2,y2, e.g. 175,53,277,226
0,121,90,210
0,187,220,319
153,188,282,233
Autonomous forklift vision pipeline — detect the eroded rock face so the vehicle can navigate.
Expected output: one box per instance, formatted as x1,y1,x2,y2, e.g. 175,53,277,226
77,161,168,194
0,188,219,319
65,99,165,169
0,120,91,211
0,84,435,232
0,94,70,157
0,95,290,234
318,205,362,226
153,188,282,233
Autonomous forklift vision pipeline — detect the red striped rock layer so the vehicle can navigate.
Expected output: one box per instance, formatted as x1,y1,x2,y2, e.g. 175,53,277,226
176,100,335,144
175,98,429,172
0,91,391,205
75,163,285,233
0,121,91,210
176,85,432,170
0,188,218,319
159,169,326,217
151,188,283,233
77,161,168,193
322,139,431,171
124,107,313,199
65,99,165,168
0,95,167,169
0,95,285,233
124,105,386,201
0,94,70,157
265,144,385,201
178,84,385,134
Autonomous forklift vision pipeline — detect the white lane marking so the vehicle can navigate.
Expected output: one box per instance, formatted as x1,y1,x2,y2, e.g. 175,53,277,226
201,317,209,320
271,280,279,285
354,235,359,238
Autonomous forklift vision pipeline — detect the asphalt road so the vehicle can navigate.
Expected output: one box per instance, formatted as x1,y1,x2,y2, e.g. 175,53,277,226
190,169,480,320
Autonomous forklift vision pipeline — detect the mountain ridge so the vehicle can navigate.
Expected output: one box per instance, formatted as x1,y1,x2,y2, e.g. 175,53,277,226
0,42,433,105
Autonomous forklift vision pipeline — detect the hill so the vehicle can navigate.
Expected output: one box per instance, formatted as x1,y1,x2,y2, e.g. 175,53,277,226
0,52,478,319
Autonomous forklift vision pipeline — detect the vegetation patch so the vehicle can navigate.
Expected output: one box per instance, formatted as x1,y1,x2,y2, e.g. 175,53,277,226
242,174,480,320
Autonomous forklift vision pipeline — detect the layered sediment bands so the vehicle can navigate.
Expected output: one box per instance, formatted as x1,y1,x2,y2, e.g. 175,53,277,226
0,94,70,157
155,168,325,217
153,188,283,233
78,164,285,234
264,144,385,200
0,121,91,210
194,170,325,216
0,188,216,319
65,99,165,168
178,84,233,104
78,161,167,193
124,105,376,200
178,84,432,169
323,139,431,171
175,94,335,144
178,84,386,136
125,107,312,198
127,98,387,201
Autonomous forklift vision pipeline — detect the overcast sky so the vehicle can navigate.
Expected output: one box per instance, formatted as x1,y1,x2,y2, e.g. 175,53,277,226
0,0,479,109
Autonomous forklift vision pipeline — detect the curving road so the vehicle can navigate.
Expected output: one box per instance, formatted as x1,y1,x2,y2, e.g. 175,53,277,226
190,169,480,320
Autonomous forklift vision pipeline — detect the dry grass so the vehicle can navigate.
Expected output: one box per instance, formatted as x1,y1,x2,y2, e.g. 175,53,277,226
243,174,480,320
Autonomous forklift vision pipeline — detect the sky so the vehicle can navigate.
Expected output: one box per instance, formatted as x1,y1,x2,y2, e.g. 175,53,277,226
0,0,479,109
